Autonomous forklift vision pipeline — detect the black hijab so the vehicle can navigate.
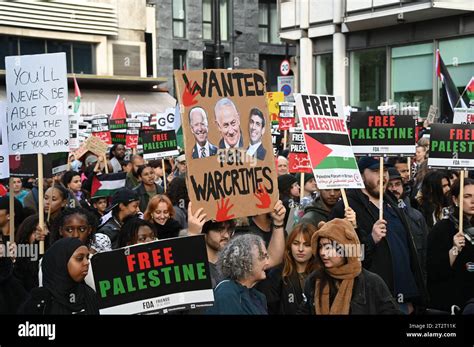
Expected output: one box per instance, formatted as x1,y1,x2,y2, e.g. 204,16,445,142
42,238,98,314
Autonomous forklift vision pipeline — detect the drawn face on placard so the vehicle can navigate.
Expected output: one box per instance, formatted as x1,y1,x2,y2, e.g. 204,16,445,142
214,98,241,149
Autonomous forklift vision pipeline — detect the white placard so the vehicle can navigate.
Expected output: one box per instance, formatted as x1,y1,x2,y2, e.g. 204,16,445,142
6,52,69,155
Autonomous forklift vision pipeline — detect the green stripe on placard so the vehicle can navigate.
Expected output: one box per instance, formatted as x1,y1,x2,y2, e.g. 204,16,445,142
315,156,358,170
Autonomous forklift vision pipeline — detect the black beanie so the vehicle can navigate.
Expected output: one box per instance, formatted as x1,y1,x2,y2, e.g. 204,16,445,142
278,174,297,194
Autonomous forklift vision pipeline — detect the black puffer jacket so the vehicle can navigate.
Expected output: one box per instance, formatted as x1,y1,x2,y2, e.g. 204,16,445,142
97,215,122,249
329,189,428,306
298,269,401,315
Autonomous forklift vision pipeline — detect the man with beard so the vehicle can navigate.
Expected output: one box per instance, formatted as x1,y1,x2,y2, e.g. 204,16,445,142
189,107,218,159
300,186,341,227
109,144,126,173
329,157,427,314
386,167,428,282
187,200,286,288
125,154,145,189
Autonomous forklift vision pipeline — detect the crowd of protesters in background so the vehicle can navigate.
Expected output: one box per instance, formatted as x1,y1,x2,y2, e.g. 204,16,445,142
0,130,473,316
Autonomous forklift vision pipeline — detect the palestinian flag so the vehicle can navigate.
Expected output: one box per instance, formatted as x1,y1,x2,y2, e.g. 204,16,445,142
466,77,474,101
111,95,128,120
436,49,466,122
304,132,358,170
73,75,81,113
91,172,127,197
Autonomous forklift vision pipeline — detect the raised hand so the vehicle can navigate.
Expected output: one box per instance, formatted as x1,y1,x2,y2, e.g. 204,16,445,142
215,197,235,222
254,183,271,209
187,202,207,235
270,200,286,226
182,81,199,107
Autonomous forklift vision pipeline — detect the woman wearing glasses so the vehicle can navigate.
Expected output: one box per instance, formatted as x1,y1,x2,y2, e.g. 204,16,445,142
206,233,271,315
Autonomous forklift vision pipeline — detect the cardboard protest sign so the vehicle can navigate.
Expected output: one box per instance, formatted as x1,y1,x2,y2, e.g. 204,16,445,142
71,142,88,161
9,152,68,178
427,105,438,124
278,102,296,131
288,127,312,174
349,111,416,156
175,69,278,221
0,102,10,178
126,119,141,149
90,235,213,315
91,115,112,145
109,118,127,132
5,52,69,155
85,136,108,157
453,108,474,124
294,94,364,189
428,123,474,169
266,92,284,123
142,130,179,160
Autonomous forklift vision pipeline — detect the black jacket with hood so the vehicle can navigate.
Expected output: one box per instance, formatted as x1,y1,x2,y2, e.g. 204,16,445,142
300,197,330,227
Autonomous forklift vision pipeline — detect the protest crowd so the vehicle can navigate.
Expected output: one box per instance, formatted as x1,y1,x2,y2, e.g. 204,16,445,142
0,59,473,317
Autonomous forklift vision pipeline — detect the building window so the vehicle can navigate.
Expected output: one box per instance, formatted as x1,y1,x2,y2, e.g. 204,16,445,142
350,48,386,111
259,0,279,44
202,0,229,41
173,0,186,38
259,55,284,92
391,43,433,117
315,54,333,95
173,50,187,70
0,36,94,74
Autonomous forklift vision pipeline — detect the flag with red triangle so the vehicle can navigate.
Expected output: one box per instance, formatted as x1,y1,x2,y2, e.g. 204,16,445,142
73,75,81,113
294,93,364,189
110,95,128,120
466,76,474,102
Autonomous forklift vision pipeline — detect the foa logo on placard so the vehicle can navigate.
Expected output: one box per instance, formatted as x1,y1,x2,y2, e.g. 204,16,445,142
18,321,56,341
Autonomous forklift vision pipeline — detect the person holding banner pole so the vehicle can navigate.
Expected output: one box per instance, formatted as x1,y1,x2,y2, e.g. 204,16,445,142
427,177,474,312
329,156,428,314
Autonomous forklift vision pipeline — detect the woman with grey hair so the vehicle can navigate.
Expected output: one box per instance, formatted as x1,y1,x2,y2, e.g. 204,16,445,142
206,234,270,314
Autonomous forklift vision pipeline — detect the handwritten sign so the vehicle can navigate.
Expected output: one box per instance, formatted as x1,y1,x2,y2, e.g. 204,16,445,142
174,69,278,221
5,52,69,155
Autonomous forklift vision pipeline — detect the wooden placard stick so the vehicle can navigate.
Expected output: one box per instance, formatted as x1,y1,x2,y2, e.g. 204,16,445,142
9,177,15,244
38,154,45,255
379,157,384,220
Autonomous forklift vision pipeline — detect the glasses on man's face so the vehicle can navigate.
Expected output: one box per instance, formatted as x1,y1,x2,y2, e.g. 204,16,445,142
214,227,235,237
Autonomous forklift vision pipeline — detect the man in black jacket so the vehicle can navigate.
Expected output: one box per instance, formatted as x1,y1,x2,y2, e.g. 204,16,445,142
329,157,427,314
